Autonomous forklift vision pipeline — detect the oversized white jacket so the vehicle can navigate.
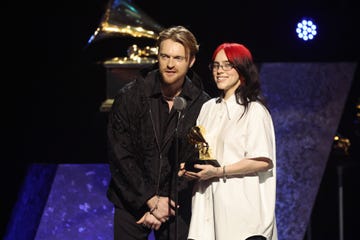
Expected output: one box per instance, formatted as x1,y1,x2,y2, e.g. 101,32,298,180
188,95,277,240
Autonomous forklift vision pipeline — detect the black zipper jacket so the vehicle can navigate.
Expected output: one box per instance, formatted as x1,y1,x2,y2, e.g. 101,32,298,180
107,69,210,217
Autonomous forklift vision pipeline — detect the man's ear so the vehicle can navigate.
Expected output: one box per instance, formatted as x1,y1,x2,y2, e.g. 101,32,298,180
189,57,196,68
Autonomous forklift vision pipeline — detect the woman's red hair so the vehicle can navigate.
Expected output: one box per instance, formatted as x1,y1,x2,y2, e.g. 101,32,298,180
211,43,253,62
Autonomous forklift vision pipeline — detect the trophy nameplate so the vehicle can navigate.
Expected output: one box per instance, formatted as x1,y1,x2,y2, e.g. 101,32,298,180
185,126,220,172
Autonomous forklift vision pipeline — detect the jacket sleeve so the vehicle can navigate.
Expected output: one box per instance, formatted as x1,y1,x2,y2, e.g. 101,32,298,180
107,88,155,211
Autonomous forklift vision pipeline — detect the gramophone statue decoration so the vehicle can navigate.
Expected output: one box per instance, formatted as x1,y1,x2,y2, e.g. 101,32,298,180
185,126,220,172
86,0,164,111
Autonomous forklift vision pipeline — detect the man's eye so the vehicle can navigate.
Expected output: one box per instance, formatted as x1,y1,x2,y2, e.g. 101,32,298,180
174,56,185,61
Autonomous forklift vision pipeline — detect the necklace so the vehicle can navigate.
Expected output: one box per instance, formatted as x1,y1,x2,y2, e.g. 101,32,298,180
162,95,175,101
162,88,182,101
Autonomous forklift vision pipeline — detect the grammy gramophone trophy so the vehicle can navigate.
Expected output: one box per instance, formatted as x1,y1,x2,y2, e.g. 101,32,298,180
86,0,165,111
185,126,220,172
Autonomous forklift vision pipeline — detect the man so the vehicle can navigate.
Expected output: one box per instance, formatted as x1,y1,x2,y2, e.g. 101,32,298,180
107,25,210,240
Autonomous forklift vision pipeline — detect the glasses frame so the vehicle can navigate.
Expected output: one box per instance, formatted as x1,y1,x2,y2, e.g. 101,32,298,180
208,62,234,71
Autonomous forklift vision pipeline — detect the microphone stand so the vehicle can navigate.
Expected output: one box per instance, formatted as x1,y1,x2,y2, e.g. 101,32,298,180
174,110,181,240
172,96,186,240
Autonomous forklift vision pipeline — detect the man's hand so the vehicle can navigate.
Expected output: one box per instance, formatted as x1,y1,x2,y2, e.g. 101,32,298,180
147,196,175,222
136,212,162,230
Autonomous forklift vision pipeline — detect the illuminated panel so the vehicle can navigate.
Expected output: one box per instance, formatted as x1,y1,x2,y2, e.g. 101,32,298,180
261,62,356,239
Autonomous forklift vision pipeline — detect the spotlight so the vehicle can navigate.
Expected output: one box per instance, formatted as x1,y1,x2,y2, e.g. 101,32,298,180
296,18,317,41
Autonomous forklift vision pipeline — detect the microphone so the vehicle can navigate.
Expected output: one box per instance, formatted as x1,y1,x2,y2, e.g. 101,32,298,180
173,96,187,111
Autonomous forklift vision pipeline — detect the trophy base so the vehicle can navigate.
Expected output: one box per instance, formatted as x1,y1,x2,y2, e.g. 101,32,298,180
184,159,220,172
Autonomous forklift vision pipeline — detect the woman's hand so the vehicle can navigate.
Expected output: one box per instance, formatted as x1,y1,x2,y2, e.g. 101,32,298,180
189,164,221,180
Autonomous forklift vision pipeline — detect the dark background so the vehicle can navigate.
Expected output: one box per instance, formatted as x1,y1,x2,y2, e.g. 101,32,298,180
3,0,359,239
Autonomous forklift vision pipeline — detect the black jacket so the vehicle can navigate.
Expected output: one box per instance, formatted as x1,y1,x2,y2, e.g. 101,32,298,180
107,69,210,217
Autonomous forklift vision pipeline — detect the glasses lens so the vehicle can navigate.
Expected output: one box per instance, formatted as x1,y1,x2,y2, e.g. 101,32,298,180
209,63,219,71
223,63,233,71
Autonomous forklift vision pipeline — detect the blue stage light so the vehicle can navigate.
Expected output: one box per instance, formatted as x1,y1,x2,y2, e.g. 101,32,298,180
296,18,318,41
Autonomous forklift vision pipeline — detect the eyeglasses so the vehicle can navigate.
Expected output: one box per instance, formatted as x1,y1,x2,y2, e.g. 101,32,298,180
209,62,234,71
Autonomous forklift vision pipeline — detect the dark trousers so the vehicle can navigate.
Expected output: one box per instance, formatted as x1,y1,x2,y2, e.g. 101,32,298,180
114,206,190,240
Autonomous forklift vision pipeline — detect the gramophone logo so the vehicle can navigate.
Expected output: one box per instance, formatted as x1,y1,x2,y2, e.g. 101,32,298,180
185,126,220,172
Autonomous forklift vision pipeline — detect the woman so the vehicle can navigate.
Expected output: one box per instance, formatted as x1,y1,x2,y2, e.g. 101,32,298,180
180,43,277,240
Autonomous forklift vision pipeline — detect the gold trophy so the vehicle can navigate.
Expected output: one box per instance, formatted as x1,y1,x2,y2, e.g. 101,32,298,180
185,126,220,172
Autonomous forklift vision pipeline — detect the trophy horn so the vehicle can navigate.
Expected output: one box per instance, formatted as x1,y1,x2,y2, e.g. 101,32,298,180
87,0,164,45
